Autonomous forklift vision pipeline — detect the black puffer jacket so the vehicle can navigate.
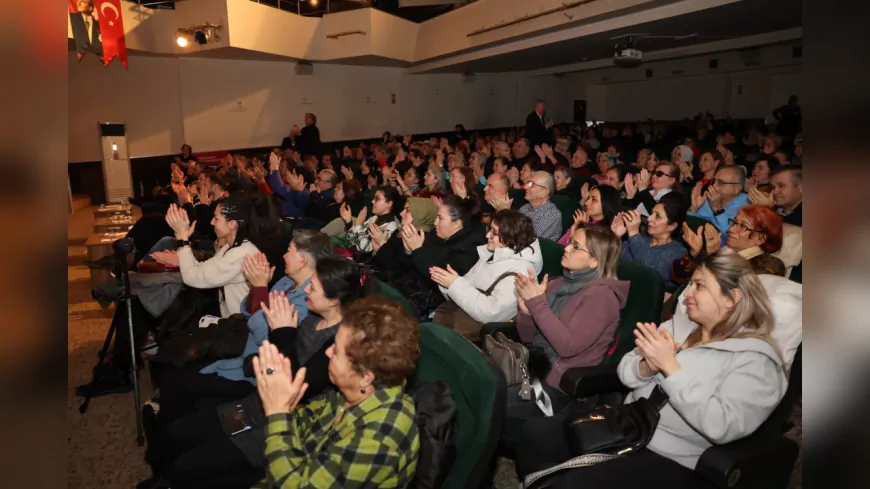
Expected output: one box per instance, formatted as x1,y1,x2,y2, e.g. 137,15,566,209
408,223,485,280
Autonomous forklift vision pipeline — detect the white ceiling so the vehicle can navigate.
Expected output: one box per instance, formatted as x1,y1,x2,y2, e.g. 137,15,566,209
418,0,801,73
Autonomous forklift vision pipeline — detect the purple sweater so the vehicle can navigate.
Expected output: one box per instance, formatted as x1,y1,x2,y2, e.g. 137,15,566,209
517,278,630,389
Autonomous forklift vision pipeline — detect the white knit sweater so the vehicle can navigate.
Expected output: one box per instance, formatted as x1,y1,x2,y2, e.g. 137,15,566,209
177,240,260,317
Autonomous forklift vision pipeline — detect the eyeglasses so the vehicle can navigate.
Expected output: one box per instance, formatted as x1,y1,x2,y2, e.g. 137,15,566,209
486,226,500,238
727,218,764,234
653,170,673,178
525,181,547,190
565,241,591,254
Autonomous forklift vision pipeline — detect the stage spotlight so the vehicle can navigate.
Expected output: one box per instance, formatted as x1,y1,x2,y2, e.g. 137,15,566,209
194,30,208,45
311,0,319,6
176,35,188,47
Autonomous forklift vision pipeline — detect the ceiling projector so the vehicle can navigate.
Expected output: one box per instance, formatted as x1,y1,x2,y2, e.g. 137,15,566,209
614,47,643,67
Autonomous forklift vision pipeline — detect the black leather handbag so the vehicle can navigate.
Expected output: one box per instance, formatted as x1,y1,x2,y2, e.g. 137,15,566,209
520,385,669,488
564,385,668,456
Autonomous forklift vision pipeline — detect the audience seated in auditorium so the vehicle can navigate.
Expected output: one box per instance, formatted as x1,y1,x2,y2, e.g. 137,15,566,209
557,185,622,245
253,298,419,488
337,186,404,254
606,249,786,485
431,210,543,341
613,193,689,290
688,165,750,236
519,171,562,241
499,224,628,447
381,195,484,315
93,108,810,488
594,152,615,184
370,196,437,267
141,257,377,489
604,164,631,198
749,165,802,227
747,154,779,193
151,230,333,426
673,204,786,286
624,160,680,217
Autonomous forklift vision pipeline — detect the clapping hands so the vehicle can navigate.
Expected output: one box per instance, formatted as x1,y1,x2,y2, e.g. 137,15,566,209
242,252,275,288
400,223,425,252
261,291,299,330
514,268,548,301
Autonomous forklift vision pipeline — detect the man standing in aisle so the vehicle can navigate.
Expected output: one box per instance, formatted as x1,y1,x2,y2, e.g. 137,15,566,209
525,100,553,147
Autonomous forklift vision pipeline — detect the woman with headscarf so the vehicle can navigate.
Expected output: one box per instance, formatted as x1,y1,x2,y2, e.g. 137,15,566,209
369,197,438,273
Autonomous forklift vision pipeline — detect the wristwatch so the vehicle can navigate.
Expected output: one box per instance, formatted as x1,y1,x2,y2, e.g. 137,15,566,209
174,239,192,248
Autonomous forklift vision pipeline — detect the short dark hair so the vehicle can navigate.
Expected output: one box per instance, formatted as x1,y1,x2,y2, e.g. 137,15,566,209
343,297,420,388
656,192,688,237
491,210,537,253
754,154,781,174
705,150,725,168
291,229,334,266
771,164,802,185
522,160,542,173
607,164,631,184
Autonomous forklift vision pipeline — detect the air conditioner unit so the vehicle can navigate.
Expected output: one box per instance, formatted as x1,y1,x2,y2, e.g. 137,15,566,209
99,122,133,203
295,62,314,75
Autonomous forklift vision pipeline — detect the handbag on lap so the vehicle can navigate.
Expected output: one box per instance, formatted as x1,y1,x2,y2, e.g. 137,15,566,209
520,385,669,488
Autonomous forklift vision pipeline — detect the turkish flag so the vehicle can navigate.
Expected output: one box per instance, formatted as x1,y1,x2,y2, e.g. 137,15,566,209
95,0,128,68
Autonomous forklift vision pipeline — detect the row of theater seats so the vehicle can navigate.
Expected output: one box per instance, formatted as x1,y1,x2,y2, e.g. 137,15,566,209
377,251,801,489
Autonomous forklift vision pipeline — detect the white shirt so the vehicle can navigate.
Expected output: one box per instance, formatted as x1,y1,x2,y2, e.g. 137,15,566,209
636,188,673,216
83,14,95,44
176,240,260,317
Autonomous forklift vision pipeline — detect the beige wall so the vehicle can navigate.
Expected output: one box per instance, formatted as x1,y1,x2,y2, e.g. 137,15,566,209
68,53,570,163
68,52,185,163
564,44,802,121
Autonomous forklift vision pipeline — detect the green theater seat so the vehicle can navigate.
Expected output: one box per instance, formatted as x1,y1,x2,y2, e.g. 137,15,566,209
409,322,506,489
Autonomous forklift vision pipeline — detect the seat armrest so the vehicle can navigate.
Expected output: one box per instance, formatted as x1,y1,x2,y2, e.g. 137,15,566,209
695,435,799,489
559,365,626,398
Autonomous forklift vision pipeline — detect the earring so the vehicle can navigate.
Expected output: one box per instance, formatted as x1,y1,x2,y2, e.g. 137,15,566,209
360,386,367,394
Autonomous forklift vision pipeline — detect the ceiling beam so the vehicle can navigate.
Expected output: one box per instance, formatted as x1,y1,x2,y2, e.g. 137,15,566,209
528,26,802,75
406,0,740,73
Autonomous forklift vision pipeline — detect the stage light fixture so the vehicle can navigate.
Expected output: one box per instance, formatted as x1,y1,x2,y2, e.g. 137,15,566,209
175,22,223,48
310,0,319,6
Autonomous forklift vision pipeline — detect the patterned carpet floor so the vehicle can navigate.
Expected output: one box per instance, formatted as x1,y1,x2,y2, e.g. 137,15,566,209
67,262,801,489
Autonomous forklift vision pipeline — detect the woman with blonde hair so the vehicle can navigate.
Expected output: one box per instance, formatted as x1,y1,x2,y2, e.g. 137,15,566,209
517,249,788,487
501,224,630,449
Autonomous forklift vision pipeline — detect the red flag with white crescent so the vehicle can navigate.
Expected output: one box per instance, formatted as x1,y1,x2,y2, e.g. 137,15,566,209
95,0,128,68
